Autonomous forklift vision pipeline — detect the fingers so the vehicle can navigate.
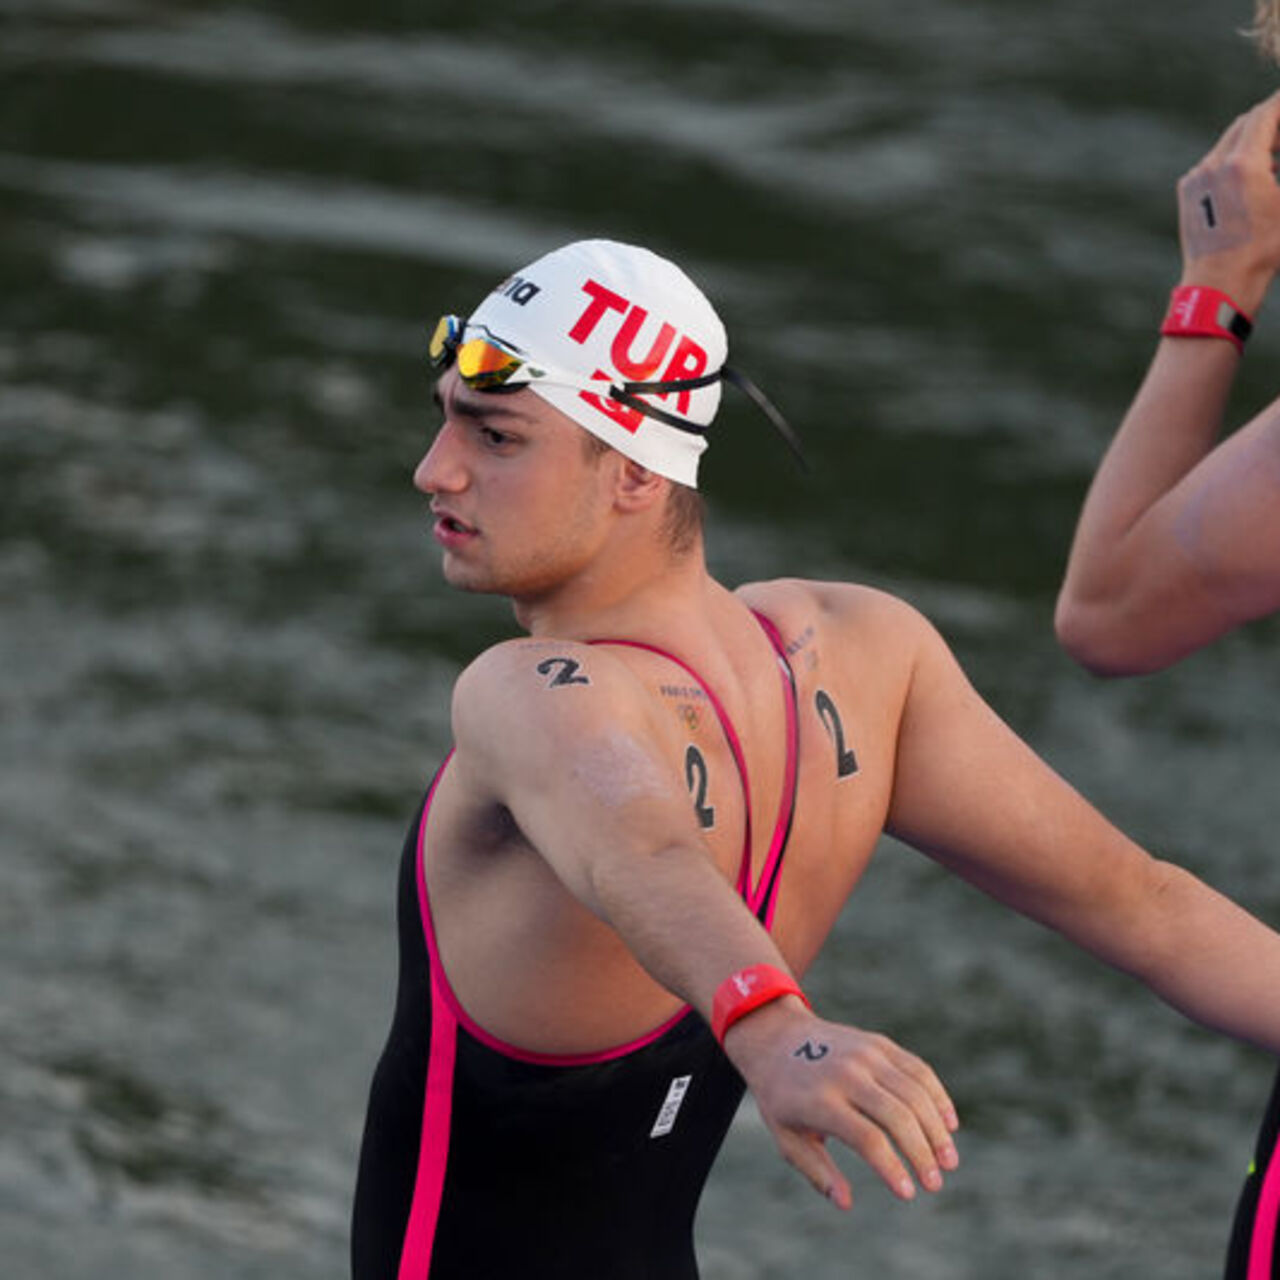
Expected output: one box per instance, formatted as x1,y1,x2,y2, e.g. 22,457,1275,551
759,1026,960,1208
818,1039,960,1199
1201,92,1280,174
1175,94,1280,285
890,1038,961,1139
882,1045,961,1169
1233,89,1280,158
1203,111,1251,168
774,1127,854,1210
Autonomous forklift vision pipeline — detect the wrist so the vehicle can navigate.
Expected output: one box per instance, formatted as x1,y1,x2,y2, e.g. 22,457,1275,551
719,992,812,1055
1160,283,1254,354
711,963,811,1045
1177,266,1270,322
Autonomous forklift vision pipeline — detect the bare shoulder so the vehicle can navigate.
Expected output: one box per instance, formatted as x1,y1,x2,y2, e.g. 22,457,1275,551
451,638,669,788
736,576,940,656
455,636,654,723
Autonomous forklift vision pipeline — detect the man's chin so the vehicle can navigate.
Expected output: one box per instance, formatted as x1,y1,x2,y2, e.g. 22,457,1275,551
441,560,502,595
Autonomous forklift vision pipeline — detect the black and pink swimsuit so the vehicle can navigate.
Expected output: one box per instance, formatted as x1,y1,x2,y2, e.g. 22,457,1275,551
350,616,800,1279
1225,1071,1280,1278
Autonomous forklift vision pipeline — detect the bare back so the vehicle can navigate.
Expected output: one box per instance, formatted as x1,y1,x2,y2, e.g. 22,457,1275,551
424,578,928,1056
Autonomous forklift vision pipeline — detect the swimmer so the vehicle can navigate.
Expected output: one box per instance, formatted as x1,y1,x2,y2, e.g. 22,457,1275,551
351,237,1280,1279
1055,89,1280,1278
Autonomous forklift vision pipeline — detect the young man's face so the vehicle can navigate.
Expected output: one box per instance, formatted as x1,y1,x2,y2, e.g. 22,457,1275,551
415,367,617,599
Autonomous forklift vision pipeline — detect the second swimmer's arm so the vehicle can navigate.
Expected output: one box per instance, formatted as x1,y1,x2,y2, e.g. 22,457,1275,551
1056,91,1280,672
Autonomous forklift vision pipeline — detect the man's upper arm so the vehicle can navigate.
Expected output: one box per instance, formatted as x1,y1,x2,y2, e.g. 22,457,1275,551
1155,406,1280,622
883,609,1157,962
450,640,706,917
1058,405,1280,674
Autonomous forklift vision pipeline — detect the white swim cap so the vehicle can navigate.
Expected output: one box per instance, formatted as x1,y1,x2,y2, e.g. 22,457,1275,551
465,240,727,488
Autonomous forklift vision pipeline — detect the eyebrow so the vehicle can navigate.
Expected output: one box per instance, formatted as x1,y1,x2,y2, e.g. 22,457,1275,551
432,382,536,423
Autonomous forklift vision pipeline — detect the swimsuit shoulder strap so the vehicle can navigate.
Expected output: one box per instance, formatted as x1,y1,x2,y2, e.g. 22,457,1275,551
590,617,801,926
588,637,755,905
747,611,801,927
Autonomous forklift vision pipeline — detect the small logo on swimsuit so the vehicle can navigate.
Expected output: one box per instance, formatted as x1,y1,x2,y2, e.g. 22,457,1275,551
650,1075,693,1138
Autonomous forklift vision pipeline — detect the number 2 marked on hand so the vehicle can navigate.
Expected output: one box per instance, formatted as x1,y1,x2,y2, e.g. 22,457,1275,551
794,1040,830,1062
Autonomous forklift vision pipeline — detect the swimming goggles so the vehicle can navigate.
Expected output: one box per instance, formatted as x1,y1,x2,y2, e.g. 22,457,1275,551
428,313,806,466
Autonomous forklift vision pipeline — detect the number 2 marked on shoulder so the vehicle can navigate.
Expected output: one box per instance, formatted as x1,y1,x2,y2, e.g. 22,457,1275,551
536,656,591,688
684,744,716,829
815,689,859,779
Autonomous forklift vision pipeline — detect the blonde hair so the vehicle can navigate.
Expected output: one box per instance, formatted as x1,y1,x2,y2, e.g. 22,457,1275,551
1249,0,1280,62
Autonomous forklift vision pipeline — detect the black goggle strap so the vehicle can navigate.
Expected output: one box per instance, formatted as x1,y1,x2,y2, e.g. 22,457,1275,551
721,365,808,471
607,388,707,433
613,366,807,471
607,369,721,435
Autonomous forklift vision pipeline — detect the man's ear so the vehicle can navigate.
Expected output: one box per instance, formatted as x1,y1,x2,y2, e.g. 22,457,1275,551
612,458,667,513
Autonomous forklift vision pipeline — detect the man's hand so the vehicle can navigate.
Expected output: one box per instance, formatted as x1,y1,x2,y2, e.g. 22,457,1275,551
722,997,960,1210
1177,89,1280,313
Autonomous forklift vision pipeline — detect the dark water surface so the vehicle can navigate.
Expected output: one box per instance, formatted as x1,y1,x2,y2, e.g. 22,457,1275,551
5,2,1280,1276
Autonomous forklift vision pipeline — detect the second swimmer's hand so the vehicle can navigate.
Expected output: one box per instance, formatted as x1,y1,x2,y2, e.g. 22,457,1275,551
722,997,960,1210
1176,89,1280,313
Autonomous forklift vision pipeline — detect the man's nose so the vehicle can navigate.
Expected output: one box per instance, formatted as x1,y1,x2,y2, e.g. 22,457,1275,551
414,423,466,495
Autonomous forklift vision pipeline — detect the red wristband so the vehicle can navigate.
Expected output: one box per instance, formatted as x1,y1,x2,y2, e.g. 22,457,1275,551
1160,284,1253,353
711,964,810,1044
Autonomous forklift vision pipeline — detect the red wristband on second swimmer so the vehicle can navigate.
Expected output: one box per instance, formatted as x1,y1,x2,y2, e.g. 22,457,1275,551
1160,284,1253,353
711,964,810,1044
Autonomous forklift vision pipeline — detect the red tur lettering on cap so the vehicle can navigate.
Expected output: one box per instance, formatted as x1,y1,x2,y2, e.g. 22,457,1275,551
567,279,708,432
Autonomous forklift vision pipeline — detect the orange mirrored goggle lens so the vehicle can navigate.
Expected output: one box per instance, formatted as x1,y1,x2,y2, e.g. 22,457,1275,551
428,315,541,390
455,338,527,389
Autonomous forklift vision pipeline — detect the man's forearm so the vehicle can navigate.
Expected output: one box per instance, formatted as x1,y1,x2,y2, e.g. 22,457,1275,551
1108,859,1280,1057
585,839,800,1017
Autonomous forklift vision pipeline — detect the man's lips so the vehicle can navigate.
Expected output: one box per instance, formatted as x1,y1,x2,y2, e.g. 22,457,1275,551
431,508,478,547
